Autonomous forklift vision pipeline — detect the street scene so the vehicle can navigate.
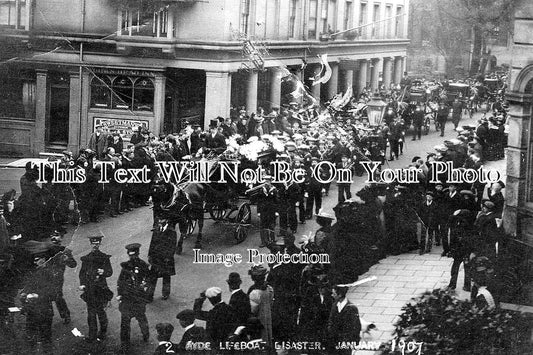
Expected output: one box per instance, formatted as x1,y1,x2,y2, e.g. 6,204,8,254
1,0,533,355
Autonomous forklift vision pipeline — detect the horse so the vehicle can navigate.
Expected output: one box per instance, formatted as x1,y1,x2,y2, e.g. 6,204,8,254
152,161,242,254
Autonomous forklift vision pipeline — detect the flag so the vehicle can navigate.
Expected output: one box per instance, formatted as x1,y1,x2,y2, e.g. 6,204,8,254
313,54,332,86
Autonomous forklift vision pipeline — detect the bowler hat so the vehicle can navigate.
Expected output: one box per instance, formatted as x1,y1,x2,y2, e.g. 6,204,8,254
226,272,242,284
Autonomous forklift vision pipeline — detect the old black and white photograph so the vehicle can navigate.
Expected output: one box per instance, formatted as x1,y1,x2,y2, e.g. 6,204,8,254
0,0,532,354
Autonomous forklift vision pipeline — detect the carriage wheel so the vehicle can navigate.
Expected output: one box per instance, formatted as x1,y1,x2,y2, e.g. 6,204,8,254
186,218,197,236
209,205,225,221
234,225,248,244
236,203,252,225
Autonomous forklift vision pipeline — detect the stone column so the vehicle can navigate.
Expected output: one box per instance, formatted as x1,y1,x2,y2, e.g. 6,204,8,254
79,71,91,148
327,63,339,99
383,57,393,89
370,58,381,93
154,75,166,135
204,71,232,130
502,91,532,236
270,68,282,109
358,59,369,95
311,65,321,101
401,56,407,76
246,70,259,114
344,69,354,93
34,70,48,155
67,71,81,153
394,56,403,84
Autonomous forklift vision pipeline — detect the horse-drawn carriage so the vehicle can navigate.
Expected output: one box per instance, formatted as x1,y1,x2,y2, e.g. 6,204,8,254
445,82,470,105
153,157,258,252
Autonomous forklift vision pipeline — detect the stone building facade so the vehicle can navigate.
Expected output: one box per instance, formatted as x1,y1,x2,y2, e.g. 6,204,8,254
502,0,533,306
0,0,409,156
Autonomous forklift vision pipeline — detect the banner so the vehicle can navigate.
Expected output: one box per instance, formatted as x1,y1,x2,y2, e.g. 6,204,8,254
93,117,149,142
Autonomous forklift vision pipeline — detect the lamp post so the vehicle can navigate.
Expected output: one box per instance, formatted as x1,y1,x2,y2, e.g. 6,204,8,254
366,94,387,126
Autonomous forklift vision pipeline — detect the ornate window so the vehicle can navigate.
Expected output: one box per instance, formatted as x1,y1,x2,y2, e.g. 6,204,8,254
133,77,154,111
90,74,154,112
112,76,134,110
90,76,112,108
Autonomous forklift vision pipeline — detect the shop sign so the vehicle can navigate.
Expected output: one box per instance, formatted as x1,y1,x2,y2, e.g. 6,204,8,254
93,117,149,141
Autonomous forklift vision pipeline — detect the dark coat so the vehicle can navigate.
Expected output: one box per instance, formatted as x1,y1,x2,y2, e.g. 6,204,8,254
190,132,203,154
88,132,109,158
79,250,113,306
23,265,55,319
48,245,77,291
177,325,207,351
229,289,251,325
418,200,439,229
204,133,227,153
444,191,463,218
299,291,333,342
327,301,361,345
193,299,236,346
488,191,504,217
474,212,501,254
436,105,449,123
107,135,124,154
148,228,177,277
117,258,151,309
256,185,278,216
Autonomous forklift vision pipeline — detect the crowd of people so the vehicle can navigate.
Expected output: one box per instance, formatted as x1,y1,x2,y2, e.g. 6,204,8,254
0,72,511,354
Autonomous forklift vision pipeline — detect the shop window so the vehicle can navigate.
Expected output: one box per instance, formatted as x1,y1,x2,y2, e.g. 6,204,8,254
133,77,154,111
0,73,33,119
90,76,112,108
112,76,133,110
0,0,27,29
90,74,154,112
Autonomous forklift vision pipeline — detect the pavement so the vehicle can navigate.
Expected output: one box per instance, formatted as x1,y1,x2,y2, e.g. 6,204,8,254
0,112,506,354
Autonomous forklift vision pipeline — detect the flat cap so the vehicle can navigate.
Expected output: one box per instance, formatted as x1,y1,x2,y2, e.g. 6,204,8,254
249,265,268,276
482,200,495,209
176,309,196,322
155,323,174,336
494,180,505,188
